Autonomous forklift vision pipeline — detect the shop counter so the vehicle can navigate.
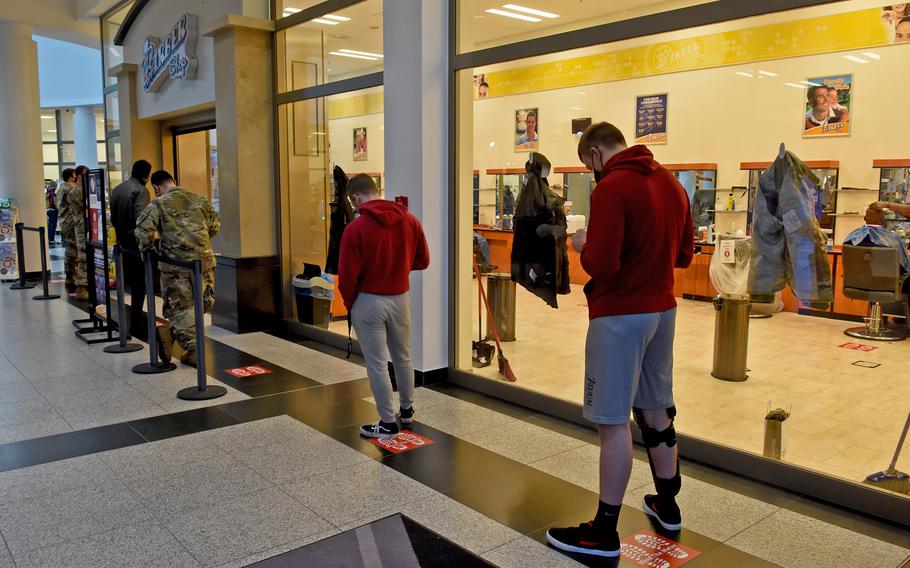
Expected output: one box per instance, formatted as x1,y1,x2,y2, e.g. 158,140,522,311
475,227,590,285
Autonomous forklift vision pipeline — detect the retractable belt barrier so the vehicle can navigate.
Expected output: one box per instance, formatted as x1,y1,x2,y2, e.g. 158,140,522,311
9,223,59,300
103,245,143,354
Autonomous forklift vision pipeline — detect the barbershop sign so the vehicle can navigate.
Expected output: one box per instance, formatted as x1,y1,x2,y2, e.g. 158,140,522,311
142,14,198,92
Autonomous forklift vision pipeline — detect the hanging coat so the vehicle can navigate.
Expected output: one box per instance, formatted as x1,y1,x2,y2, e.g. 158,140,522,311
510,152,570,308
325,165,355,275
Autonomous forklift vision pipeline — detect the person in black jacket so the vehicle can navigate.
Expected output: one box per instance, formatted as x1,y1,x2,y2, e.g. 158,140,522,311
110,160,152,340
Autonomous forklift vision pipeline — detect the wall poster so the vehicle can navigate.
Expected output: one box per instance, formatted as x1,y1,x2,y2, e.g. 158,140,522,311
635,94,668,144
514,108,539,152
353,127,368,161
803,74,852,138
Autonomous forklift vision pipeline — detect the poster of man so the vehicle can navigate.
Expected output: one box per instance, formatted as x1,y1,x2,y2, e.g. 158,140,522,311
882,4,910,42
353,128,368,161
473,73,490,99
514,108,539,151
803,75,852,137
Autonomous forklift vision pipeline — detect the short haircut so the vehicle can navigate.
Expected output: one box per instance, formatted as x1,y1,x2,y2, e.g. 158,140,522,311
577,122,627,159
131,160,152,181
479,82,489,89
899,16,910,25
526,110,537,121
61,167,77,182
75,165,90,177
150,170,175,186
807,85,827,102
348,173,379,197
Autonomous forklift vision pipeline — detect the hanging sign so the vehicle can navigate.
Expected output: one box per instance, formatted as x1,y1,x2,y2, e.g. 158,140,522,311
142,14,198,92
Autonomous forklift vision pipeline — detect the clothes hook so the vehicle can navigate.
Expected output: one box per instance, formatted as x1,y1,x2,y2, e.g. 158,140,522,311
778,142,786,159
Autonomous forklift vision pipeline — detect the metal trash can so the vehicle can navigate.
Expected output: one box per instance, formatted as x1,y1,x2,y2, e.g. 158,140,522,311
712,295,750,381
485,273,516,342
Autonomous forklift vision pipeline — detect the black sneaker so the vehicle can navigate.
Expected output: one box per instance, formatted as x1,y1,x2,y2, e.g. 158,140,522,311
398,406,415,425
546,522,620,558
643,495,682,531
360,421,400,438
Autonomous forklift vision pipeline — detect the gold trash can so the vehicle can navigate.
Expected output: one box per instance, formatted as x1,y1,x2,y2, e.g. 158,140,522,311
485,273,516,342
711,295,749,381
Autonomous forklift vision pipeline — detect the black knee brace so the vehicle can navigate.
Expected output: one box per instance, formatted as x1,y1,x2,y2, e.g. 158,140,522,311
633,406,678,448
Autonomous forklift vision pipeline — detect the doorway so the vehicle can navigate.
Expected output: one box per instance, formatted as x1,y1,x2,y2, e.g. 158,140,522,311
173,126,219,212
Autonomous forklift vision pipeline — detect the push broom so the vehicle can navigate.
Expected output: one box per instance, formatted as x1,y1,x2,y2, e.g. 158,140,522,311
864,411,910,495
472,258,517,382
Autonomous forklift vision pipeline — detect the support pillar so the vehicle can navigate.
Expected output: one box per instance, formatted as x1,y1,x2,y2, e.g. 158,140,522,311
109,64,161,171
0,21,45,274
383,0,449,380
73,105,98,169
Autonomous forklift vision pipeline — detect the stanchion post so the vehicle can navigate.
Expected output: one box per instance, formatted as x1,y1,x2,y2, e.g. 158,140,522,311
10,223,35,290
177,259,226,400
32,227,59,301
105,245,142,353
132,250,175,374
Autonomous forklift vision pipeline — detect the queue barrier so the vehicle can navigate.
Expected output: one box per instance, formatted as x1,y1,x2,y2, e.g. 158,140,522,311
9,223,59,300
103,245,143,354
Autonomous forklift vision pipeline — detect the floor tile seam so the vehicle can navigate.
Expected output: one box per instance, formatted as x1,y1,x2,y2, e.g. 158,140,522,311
719,506,784,548
13,375,77,435
133,477,284,522
0,529,13,568
154,520,206,568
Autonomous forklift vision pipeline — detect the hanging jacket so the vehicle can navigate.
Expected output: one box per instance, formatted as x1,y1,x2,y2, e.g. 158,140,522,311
749,149,832,309
510,152,570,308
325,166,355,275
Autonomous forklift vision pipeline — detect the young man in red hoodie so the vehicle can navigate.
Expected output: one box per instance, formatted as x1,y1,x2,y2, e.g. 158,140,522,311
338,174,430,438
547,123,694,558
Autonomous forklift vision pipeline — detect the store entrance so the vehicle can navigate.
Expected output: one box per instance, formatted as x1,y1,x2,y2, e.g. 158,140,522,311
173,125,219,212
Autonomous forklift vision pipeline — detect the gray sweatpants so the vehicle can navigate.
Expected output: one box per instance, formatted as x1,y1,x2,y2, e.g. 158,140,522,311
350,292,415,423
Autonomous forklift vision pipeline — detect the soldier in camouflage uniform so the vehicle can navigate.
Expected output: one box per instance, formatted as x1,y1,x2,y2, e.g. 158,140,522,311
57,168,88,300
135,170,220,367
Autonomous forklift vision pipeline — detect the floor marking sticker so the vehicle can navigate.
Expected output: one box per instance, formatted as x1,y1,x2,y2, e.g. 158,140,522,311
225,365,272,378
839,342,877,352
852,360,881,368
369,431,434,454
620,531,701,568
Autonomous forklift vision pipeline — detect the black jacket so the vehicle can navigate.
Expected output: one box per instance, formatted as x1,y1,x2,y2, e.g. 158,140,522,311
110,177,150,250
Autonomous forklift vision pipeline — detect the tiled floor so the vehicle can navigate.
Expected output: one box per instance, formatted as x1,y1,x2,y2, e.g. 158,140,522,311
1,277,908,567
466,282,910,487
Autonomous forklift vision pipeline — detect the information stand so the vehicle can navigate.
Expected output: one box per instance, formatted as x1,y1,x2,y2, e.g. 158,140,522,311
0,198,21,282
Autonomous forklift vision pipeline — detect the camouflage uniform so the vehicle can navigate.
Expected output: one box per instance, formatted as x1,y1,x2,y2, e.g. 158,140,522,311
57,181,87,287
135,187,220,352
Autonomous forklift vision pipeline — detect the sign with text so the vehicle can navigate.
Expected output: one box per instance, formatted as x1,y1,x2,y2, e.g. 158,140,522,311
839,342,877,352
369,431,434,454
142,14,198,92
621,531,701,568
226,365,272,378
635,94,668,145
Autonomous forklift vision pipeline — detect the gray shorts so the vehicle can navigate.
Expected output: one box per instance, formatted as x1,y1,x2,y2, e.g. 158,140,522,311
583,309,676,424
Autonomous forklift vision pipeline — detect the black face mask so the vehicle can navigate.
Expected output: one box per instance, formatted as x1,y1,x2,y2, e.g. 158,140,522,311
591,150,603,182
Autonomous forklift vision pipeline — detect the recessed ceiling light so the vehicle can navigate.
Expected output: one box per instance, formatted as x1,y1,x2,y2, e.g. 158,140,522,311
329,51,378,61
41,115,53,119
843,54,868,64
282,7,301,16
576,91,587,96
735,71,753,77
323,14,351,21
863,52,880,60
312,18,339,25
785,82,806,89
485,8,541,22
800,80,822,87
501,4,559,19
570,106,581,110
489,141,495,147
757,70,779,77
339,49,383,58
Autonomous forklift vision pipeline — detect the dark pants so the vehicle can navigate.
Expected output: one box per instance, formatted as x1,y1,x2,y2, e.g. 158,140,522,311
46,209,58,243
123,251,148,339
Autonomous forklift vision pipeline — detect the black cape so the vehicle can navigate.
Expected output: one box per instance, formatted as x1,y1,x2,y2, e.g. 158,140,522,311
325,166,355,275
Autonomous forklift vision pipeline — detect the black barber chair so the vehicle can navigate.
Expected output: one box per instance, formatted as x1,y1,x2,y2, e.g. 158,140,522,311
842,245,908,341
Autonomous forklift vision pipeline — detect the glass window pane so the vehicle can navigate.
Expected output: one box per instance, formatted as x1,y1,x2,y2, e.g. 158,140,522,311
42,144,58,163
58,109,75,141
102,1,134,87
277,0,383,92
457,0,712,53
94,108,105,140
41,112,58,142
276,0,326,19
97,143,106,163
43,165,60,181
60,143,76,163
105,91,120,132
106,137,123,187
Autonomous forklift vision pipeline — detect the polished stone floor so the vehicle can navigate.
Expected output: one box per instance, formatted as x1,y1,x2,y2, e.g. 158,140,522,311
1,278,908,567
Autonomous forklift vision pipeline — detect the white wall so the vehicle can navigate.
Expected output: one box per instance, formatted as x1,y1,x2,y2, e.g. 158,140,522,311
328,112,385,185
35,35,102,108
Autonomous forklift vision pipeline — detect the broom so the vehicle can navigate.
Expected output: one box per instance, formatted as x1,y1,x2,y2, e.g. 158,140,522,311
864,411,910,495
473,259,516,382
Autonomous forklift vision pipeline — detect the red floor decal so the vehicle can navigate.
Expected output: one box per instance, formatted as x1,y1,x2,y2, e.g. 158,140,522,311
620,531,700,568
839,342,877,352
225,365,272,378
369,431,434,453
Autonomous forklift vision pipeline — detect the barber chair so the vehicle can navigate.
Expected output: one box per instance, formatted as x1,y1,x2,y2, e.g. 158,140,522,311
842,245,908,341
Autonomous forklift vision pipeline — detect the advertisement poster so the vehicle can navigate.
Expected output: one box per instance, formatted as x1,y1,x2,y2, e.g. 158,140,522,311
803,74,852,137
635,94,668,144
0,200,19,280
353,127,368,161
514,108,539,152
473,73,490,99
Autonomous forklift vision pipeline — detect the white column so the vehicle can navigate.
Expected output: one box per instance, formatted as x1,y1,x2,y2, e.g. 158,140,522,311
0,21,45,270
73,105,98,168
383,0,449,373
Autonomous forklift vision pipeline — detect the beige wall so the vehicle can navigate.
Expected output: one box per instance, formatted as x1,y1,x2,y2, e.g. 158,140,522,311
175,130,210,200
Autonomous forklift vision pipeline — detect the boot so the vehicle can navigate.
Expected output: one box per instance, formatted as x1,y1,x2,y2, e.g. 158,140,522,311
180,348,197,368
74,286,89,301
156,324,174,364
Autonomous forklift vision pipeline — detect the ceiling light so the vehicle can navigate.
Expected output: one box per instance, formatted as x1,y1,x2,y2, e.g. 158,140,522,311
489,141,495,148
485,8,541,22
758,70,779,77
339,49,383,58
785,82,806,89
570,106,581,110
323,14,351,21
843,54,868,64
282,7,301,16
735,71,753,77
329,51,378,61
312,18,339,25
502,4,559,19
41,114,53,119
863,52,880,60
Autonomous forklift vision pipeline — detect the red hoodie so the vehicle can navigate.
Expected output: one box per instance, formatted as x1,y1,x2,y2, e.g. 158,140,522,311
581,145,693,319
338,199,430,310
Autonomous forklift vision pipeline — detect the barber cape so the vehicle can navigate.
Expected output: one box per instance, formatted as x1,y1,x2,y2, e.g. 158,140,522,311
325,165,355,275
